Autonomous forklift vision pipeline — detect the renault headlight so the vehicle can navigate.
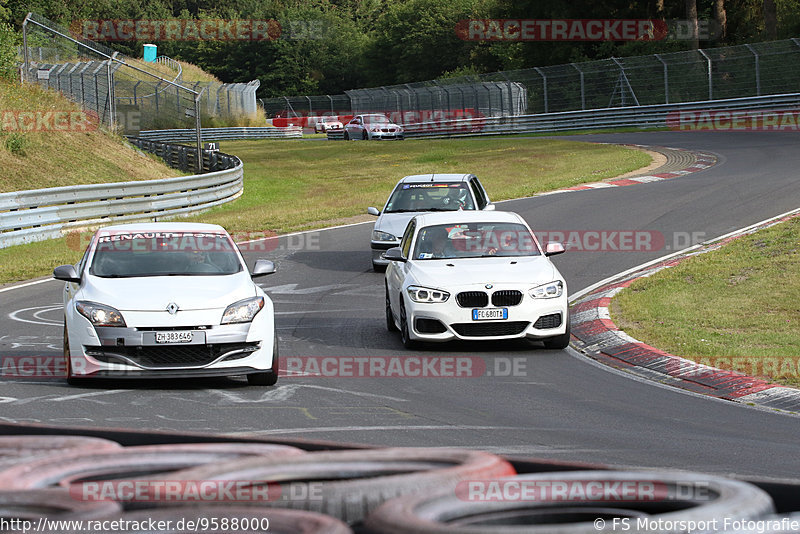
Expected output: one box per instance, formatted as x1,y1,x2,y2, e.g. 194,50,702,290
76,301,126,327
529,281,564,299
221,297,264,324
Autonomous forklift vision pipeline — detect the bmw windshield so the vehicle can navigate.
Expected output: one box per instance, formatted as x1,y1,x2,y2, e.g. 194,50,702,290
413,223,542,260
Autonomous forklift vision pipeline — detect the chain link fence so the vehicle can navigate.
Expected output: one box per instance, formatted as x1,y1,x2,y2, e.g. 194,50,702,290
20,13,261,138
264,38,800,120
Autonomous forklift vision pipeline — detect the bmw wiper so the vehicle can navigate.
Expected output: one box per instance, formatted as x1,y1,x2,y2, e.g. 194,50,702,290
385,209,417,213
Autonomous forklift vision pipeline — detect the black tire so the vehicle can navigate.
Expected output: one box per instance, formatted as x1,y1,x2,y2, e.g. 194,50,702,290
343,131,350,140
362,131,369,140
386,285,398,332
0,488,122,520
247,336,279,386
541,312,571,350
63,323,85,386
152,448,515,525
399,298,418,349
364,470,775,534
372,261,386,272
0,443,305,490
0,436,121,470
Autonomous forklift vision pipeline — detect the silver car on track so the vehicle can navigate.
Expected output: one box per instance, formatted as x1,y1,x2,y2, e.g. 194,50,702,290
368,174,494,271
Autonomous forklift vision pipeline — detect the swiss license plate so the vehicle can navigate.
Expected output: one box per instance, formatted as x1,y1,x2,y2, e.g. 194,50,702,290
472,308,508,321
155,331,194,344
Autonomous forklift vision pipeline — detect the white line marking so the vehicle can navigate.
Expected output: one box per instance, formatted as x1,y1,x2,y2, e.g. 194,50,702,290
47,390,131,402
570,205,800,303
0,278,59,294
210,384,407,403
8,304,63,326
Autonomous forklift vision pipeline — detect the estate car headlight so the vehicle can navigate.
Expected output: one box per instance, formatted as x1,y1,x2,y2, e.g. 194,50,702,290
407,285,450,303
529,281,564,299
372,230,397,242
76,301,126,327
221,296,264,324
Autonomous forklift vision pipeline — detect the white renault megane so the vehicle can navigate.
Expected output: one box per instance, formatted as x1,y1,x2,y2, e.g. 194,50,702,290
384,211,569,349
53,222,279,385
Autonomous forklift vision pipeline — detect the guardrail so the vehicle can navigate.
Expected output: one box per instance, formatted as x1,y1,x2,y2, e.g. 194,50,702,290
0,139,243,249
138,126,303,143
403,93,800,138
326,93,800,140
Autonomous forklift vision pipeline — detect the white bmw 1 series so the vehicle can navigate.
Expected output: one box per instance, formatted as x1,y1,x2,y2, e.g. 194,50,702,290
53,222,279,385
384,211,569,349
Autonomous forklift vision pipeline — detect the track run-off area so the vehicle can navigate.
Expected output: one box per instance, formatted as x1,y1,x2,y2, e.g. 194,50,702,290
0,130,798,481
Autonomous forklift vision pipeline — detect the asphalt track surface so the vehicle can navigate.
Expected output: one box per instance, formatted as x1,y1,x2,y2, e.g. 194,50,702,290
1,131,798,481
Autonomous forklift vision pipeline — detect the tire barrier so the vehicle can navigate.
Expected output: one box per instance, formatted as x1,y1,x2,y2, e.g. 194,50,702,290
88,507,352,534
149,447,516,524
0,435,122,470
0,488,122,524
0,443,305,490
362,471,775,534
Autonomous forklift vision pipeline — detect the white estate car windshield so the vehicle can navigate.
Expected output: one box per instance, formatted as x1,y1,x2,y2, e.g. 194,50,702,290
89,232,244,278
413,223,541,260
385,184,475,213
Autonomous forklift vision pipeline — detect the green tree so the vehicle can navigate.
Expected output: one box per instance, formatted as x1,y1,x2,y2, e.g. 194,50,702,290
0,22,18,81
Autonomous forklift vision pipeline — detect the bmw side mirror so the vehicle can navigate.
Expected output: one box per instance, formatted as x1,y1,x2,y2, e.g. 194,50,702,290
367,207,380,216
484,203,496,211
545,243,566,256
53,265,81,283
251,259,277,277
384,247,406,262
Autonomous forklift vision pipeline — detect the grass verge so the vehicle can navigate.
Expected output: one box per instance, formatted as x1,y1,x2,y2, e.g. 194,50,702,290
181,137,650,234
0,80,182,192
611,216,800,388
1,136,649,284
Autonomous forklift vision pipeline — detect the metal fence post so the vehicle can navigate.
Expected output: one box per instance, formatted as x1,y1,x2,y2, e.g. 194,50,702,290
571,63,585,110
22,13,31,83
534,67,548,113
698,48,713,100
745,44,761,96
655,54,669,104
195,87,205,172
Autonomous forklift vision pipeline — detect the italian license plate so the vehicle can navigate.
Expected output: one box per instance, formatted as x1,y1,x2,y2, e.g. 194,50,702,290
155,331,194,344
472,308,508,321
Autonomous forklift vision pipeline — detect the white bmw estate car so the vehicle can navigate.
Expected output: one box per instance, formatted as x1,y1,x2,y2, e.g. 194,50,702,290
367,174,494,271
384,211,569,349
53,222,279,386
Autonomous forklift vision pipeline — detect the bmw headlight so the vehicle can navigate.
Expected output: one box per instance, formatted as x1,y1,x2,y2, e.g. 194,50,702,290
407,285,450,303
372,230,397,242
530,281,564,299
221,296,264,324
76,301,126,327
